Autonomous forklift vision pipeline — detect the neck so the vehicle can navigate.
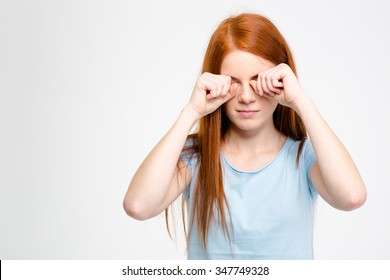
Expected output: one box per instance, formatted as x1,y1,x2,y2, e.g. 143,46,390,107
223,124,285,155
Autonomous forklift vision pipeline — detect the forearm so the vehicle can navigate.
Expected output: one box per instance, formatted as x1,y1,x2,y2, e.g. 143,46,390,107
254,63,366,209
124,106,199,217
124,72,237,219
294,95,366,206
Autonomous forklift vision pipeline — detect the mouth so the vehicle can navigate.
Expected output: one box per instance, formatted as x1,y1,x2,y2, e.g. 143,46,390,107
236,109,260,117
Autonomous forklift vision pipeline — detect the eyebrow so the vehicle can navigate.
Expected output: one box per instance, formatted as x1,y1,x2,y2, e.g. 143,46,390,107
229,74,258,81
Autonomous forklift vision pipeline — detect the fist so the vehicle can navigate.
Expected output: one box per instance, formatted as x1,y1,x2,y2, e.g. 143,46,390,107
187,72,238,118
256,63,307,109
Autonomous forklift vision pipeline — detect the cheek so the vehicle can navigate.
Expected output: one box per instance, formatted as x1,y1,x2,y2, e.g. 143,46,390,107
222,99,235,114
259,96,278,112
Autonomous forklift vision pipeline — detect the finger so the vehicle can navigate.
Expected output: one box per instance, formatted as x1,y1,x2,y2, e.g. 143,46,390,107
249,80,258,95
260,67,284,95
214,74,231,93
212,74,231,97
272,76,284,88
203,76,224,99
260,73,275,97
267,74,283,95
225,90,237,102
221,75,232,96
210,74,232,98
270,66,286,89
265,73,278,94
229,82,240,96
256,77,264,96
208,86,237,108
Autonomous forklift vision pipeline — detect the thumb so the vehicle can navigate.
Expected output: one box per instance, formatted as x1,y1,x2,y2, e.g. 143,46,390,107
221,82,239,103
228,83,240,98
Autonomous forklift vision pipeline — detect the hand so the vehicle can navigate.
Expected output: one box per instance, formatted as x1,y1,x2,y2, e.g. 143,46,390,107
255,63,308,109
187,72,238,118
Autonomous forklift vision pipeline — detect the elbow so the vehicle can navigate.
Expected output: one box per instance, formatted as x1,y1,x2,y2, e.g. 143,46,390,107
340,185,367,211
123,198,150,221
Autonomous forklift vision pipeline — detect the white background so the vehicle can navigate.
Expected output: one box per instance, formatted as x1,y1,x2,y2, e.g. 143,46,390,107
1,0,389,259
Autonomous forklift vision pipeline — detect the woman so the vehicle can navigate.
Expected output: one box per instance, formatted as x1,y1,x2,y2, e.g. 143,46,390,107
123,13,366,259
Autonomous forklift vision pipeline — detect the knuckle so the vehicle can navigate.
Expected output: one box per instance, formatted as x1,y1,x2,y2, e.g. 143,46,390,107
210,84,218,92
214,85,221,92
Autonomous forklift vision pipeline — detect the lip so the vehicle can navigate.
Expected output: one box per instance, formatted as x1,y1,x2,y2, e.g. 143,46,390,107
236,109,260,117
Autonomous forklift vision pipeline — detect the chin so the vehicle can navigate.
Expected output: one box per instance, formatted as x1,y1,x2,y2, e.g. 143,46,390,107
230,120,264,132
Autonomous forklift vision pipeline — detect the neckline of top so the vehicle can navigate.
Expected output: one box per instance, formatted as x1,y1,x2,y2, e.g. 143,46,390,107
221,137,292,174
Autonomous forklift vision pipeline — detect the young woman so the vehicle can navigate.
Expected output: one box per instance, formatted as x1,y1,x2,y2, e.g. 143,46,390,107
123,13,367,259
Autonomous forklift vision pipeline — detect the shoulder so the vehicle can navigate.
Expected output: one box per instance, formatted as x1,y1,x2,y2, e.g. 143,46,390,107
284,137,318,197
283,137,305,155
289,137,317,175
283,137,316,167
285,137,313,155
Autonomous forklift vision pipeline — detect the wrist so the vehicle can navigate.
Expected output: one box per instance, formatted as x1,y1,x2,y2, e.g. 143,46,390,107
181,105,202,126
290,93,315,117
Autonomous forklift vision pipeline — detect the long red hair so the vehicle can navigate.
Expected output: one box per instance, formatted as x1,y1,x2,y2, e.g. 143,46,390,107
167,13,307,250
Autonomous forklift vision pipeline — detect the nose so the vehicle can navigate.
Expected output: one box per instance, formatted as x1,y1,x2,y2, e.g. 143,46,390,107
237,83,256,104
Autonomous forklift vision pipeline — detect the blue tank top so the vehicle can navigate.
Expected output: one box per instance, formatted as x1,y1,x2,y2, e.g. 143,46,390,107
181,137,318,259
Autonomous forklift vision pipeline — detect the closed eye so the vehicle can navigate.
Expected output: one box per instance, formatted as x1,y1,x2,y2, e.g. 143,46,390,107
231,78,240,84
229,75,258,83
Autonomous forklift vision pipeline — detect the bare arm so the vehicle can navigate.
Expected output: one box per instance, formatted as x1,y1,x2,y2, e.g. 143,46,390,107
256,63,367,211
123,73,236,220
294,97,367,210
123,107,198,220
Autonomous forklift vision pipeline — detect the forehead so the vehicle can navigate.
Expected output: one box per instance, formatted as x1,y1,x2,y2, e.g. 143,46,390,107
220,50,275,79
